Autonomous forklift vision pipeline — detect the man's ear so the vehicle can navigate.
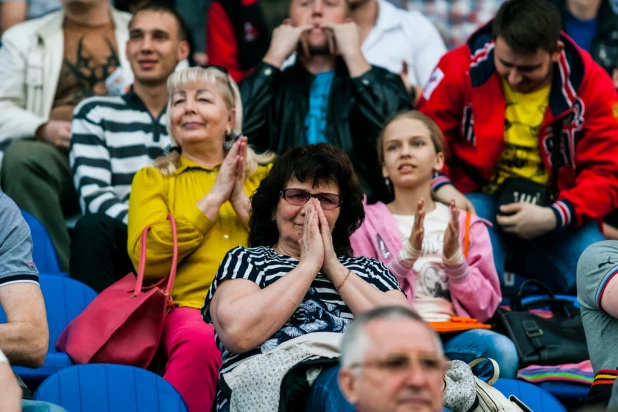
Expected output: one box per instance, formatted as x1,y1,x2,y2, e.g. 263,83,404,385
177,40,190,62
338,368,360,406
551,41,565,63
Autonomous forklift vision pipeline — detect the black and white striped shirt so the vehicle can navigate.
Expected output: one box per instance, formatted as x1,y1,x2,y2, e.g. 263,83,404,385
203,245,401,411
69,91,170,224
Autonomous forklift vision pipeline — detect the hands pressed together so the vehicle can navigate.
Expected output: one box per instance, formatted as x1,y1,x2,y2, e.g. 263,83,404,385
198,136,251,222
298,198,342,280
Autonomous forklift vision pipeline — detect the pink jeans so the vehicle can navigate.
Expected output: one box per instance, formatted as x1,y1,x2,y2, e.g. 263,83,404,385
162,307,222,412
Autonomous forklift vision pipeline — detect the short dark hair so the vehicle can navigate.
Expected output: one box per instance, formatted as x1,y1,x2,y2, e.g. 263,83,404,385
249,144,365,256
493,0,561,54
129,2,189,42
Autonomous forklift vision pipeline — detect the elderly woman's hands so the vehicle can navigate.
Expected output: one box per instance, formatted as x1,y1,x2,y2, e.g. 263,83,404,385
197,138,249,222
316,201,340,276
298,199,325,273
229,137,252,223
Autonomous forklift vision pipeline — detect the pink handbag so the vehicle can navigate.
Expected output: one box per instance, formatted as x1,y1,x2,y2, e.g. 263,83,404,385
57,214,178,368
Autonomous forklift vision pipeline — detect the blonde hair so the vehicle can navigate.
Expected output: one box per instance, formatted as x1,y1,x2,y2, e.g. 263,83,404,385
154,66,274,176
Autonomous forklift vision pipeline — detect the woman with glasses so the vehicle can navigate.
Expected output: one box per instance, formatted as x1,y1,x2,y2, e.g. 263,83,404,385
203,144,408,411
127,66,273,412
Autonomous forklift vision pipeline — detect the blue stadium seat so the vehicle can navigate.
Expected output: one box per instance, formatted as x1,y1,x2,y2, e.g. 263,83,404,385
34,364,189,412
494,378,567,411
20,210,65,275
0,275,97,381
536,381,590,402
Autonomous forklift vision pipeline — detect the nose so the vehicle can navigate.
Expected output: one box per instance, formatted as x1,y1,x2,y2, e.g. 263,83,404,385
400,143,412,158
140,35,154,52
403,364,428,387
312,0,323,16
184,96,197,113
507,69,523,87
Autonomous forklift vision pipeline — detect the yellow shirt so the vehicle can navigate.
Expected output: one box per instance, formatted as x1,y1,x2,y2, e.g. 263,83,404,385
484,80,551,194
127,156,271,309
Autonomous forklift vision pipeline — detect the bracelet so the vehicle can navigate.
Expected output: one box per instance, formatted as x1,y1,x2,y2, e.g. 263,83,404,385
336,268,352,292
0,349,8,364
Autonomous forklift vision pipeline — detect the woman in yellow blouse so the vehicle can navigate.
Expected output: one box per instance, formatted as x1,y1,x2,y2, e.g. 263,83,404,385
127,66,272,412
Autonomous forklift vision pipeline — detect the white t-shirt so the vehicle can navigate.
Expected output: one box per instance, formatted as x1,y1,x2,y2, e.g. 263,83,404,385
393,202,456,321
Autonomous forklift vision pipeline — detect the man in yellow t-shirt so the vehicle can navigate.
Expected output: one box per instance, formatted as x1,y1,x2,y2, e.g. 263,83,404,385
484,80,551,194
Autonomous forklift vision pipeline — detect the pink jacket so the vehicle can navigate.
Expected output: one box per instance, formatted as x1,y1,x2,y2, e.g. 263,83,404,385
350,202,501,322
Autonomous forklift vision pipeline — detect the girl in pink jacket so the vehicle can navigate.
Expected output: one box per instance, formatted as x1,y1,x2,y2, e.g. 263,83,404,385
350,111,519,378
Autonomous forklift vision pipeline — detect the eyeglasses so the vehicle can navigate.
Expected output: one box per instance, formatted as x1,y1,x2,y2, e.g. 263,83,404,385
279,188,343,210
349,351,447,376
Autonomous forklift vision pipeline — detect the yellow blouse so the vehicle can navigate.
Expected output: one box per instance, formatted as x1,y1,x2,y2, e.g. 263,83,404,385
127,156,271,309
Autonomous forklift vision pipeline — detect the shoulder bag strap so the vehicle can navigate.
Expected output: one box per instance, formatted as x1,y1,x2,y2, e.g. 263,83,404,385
133,214,179,296
468,357,500,386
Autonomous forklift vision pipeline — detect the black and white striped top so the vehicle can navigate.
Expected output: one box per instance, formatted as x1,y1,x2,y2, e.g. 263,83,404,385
202,245,401,410
69,91,170,224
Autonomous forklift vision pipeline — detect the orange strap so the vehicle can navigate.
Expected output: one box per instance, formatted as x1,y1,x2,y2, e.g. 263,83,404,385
463,211,472,258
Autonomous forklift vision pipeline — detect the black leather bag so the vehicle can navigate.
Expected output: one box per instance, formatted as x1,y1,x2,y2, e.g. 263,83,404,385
491,280,589,367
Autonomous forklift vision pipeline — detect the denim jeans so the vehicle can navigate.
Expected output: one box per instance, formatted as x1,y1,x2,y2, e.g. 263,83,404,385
466,192,604,294
22,400,68,412
304,365,354,412
303,365,453,411
442,329,519,379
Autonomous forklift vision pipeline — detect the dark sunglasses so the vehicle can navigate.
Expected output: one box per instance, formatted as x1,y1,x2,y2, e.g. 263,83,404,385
280,188,343,210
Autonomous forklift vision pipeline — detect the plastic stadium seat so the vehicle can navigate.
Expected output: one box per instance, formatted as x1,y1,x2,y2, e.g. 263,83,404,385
494,378,567,411
0,275,97,381
520,294,580,309
20,210,64,275
34,364,189,412
537,381,590,402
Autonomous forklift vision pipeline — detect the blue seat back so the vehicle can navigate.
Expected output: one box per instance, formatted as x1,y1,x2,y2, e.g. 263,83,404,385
0,275,96,354
34,364,189,412
494,378,566,411
0,275,96,381
20,210,62,274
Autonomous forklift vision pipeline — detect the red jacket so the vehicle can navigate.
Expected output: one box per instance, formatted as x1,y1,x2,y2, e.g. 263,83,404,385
418,22,618,229
206,0,270,84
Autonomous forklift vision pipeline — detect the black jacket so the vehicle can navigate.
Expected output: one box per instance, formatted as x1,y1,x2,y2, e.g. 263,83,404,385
551,0,618,75
240,59,413,203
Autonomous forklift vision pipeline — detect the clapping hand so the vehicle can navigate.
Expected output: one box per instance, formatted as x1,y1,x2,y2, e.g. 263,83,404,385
198,136,250,221
443,200,461,262
407,198,425,252
208,137,244,205
230,137,248,205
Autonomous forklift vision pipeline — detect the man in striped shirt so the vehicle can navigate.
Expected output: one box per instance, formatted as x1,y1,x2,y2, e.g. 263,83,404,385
69,4,189,292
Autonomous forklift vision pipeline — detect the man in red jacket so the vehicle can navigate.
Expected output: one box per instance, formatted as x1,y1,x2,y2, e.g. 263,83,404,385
417,0,618,294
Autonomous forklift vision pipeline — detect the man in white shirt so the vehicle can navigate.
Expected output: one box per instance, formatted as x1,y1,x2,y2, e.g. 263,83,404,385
348,0,447,99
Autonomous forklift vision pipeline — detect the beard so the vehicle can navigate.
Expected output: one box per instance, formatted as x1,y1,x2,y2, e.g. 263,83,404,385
307,42,331,56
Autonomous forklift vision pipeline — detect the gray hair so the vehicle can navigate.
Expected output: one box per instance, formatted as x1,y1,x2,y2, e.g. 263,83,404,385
340,306,444,370
156,66,274,176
